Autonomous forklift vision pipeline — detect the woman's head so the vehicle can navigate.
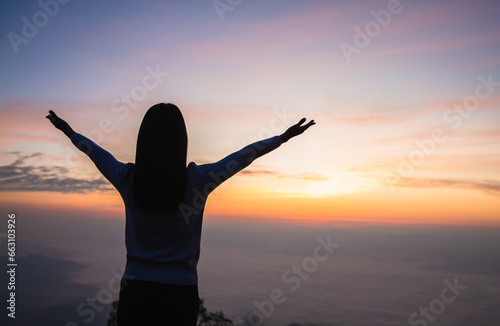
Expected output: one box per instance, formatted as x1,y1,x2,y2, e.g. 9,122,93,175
133,103,188,213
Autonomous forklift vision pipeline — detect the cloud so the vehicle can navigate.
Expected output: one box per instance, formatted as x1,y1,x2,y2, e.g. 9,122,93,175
184,4,347,62
239,168,329,181
0,152,113,193
327,108,415,126
363,1,500,60
239,169,280,176
392,177,500,196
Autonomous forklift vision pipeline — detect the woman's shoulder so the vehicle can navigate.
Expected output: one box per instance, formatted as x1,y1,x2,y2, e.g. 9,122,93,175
186,161,206,186
117,162,135,182
186,161,200,177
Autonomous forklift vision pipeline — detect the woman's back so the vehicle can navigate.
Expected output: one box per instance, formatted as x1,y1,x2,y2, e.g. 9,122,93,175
69,131,283,285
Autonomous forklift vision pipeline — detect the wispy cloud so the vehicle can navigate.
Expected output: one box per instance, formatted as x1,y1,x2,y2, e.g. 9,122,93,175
0,152,113,193
326,105,418,126
392,177,500,195
184,4,347,61
239,168,329,181
364,1,500,60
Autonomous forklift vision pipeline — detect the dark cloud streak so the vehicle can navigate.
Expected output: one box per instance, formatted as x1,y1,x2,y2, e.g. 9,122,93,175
239,169,328,181
0,152,113,193
393,177,500,195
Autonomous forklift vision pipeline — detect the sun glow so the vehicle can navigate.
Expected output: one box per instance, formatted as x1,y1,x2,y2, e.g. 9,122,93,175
303,180,347,197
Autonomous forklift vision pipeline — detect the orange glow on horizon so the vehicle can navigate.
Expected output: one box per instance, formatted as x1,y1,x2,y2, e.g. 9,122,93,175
4,181,497,226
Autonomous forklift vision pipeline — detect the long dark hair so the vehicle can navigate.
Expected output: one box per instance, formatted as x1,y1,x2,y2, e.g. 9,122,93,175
133,103,188,213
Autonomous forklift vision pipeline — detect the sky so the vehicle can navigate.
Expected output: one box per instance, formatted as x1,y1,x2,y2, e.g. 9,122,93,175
0,0,499,226
0,0,500,325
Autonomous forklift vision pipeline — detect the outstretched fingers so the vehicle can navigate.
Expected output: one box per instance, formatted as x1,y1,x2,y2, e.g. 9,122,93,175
299,119,315,133
305,120,315,127
279,117,315,142
48,110,58,119
297,117,307,126
46,111,55,123
46,110,62,128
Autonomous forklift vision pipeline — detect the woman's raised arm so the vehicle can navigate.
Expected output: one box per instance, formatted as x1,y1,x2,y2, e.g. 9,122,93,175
45,110,126,188
196,117,315,191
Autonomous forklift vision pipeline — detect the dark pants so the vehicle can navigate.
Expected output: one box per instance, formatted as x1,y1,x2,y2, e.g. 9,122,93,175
117,277,200,326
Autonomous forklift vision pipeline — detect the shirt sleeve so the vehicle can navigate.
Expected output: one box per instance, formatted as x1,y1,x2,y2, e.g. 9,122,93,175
195,135,282,193
70,133,128,189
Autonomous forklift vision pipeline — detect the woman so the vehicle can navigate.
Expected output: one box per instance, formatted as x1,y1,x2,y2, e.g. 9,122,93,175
46,103,315,325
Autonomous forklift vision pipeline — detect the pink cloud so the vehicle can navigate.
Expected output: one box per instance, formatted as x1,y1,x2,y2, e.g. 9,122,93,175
363,2,500,60
183,5,352,61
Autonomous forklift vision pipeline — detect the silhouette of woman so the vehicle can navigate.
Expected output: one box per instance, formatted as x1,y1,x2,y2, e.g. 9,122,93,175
46,103,315,325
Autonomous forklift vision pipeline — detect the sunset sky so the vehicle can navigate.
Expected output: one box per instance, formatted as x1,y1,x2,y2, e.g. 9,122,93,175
1,1,500,325
1,0,499,226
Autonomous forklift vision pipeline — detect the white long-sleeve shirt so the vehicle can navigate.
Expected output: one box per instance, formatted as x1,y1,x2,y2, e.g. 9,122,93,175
71,133,282,285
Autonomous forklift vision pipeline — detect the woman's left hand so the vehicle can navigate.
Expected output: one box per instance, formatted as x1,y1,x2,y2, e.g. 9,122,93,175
46,110,75,138
280,118,315,143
